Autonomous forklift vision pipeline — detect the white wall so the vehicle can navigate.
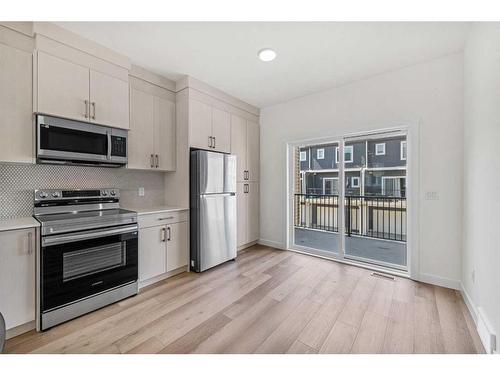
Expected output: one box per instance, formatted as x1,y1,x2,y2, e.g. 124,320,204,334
463,23,500,351
260,53,464,287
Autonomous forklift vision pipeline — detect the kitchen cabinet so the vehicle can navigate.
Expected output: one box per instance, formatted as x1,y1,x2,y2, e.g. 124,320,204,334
128,84,176,171
154,96,176,171
230,115,260,182
0,228,36,330
89,69,129,129
137,210,188,287
0,42,33,163
128,88,154,169
36,51,129,129
138,225,167,281
166,221,188,272
211,107,231,153
236,182,260,247
189,99,231,153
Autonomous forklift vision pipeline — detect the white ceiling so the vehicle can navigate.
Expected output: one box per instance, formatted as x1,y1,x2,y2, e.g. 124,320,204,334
57,22,470,108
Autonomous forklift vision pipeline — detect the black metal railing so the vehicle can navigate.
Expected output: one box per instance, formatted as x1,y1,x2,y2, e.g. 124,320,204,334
294,194,406,242
295,194,339,232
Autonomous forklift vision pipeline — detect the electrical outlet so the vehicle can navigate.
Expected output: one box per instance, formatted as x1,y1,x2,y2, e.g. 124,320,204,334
138,187,145,197
425,191,439,200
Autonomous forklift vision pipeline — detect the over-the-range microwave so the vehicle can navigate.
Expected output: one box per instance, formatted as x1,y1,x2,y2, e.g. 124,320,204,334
36,114,128,167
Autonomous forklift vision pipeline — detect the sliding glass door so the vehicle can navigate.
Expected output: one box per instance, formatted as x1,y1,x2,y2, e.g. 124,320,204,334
291,130,408,271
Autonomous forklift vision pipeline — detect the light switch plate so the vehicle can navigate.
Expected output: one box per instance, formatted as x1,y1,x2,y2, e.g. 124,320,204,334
138,187,145,197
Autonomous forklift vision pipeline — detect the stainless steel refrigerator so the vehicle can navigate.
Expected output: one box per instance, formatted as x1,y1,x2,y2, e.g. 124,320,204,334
190,150,237,272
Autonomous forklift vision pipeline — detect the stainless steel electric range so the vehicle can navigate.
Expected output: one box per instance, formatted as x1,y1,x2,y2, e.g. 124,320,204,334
33,188,138,331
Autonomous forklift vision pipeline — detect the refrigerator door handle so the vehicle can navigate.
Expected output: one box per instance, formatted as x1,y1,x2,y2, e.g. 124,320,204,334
200,192,236,197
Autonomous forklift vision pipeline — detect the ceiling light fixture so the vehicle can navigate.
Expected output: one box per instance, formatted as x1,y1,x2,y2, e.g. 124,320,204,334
258,48,276,62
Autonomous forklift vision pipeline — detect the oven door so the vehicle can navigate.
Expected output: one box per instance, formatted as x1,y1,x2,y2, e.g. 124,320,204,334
41,224,138,312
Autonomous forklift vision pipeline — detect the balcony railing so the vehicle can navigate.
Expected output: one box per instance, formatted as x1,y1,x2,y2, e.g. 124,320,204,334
294,193,406,242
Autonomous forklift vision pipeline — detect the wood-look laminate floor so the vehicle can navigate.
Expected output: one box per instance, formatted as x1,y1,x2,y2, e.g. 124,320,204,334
6,245,484,354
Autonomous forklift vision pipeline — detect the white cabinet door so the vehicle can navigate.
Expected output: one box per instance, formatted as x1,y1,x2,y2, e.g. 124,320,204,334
230,114,247,182
246,120,260,182
0,43,33,163
247,182,260,243
166,221,188,272
0,228,35,330
89,69,129,129
211,107,231,153
37,51,90,122
138,226,167,282
128,88,155,170
189,99,212,150
154,96,176,171
236,182,248,247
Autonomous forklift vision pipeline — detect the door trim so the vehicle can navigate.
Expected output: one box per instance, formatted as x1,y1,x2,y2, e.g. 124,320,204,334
286,123,419,278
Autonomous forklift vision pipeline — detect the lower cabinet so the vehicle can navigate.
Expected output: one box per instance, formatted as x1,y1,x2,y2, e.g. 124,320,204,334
236,182,260,248
0,228,36,330
138,214,188,287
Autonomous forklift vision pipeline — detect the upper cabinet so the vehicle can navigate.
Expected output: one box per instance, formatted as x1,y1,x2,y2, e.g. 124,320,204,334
89,69,129,129
0,36,34,163
128,76,176,171
231,114,260,182
188,99,231,153
36,51,130,129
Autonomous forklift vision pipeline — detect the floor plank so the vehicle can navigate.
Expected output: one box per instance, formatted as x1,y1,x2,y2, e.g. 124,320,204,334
5,245,482,354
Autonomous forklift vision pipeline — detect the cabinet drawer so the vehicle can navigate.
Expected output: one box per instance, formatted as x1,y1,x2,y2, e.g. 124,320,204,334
138,210,188,229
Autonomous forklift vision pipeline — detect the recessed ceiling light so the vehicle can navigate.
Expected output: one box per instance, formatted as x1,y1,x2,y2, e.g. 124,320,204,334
258,48,276,62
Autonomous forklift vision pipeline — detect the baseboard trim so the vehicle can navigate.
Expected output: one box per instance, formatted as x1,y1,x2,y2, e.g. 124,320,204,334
416,272,461,290
6,320,35,340
258,238,286,250
139,266,187,290
238,240,259,252
460,283,478,324
477,306,497,354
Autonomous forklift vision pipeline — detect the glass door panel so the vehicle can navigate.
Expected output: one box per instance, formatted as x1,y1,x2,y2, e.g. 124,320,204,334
343,133,407,270
293,142,341,255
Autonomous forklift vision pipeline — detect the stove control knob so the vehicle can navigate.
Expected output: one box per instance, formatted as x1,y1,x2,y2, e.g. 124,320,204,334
38,192,48,199
52,192,60,198
101,191,108,196
110,190,116,196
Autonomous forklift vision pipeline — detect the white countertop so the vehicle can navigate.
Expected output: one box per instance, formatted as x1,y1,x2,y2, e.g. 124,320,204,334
124,205,189,216
0,216,40,232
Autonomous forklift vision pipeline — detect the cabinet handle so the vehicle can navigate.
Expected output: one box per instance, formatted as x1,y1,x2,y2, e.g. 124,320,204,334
91,102,96,120
158,216,174,221
155,154,159,168
167,226,171,241
208,136,212,148
150,154,154,168
84,100,89,119
28,232,33,255
213,137,216,149
161,227,166,242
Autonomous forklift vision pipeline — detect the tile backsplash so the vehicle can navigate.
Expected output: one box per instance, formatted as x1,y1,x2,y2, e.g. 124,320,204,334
0,163,166,219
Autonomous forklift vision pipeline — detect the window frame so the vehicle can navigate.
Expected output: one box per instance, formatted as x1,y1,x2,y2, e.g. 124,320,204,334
400,141,407,161
381,176,406,197
316,148,325,160
322,177,339,195
351,176,360,188
344,145,354,163
375,143,386,156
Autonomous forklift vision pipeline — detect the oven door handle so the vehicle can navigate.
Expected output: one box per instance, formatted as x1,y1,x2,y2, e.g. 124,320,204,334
42,224,138,246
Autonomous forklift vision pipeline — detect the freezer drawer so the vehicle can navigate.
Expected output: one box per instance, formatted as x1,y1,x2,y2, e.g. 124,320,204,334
191,193,236,272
